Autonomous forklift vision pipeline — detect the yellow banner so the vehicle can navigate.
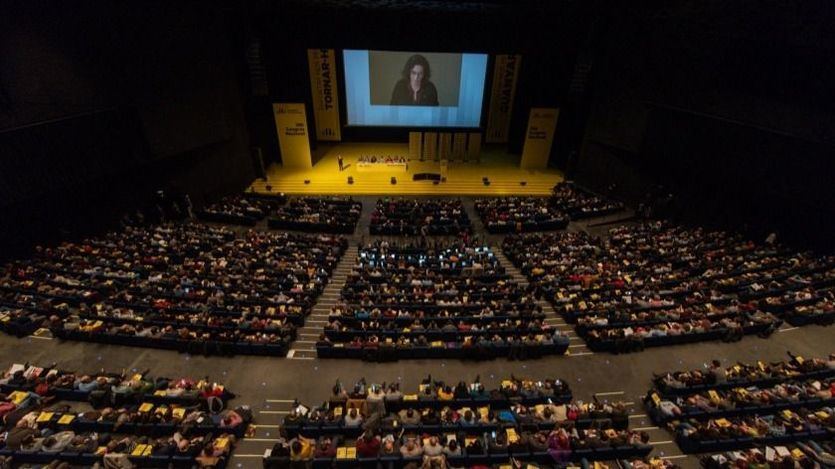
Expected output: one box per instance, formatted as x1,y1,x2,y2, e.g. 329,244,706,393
486,54,522,143
307,49,341,141
273,103,312,169
520,108,559,170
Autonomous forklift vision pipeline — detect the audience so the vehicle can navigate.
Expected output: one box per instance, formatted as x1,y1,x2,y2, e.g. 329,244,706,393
504,222,834,353
317,240,569,360
370,198,471,236
265,376,651,468
474,197,568,234
1,223,347,356
197,193,285,226
269,197,361,234
644,351,835,456
0,364,248,467
550,182,624,220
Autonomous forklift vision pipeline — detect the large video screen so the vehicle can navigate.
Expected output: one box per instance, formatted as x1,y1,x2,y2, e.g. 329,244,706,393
343,50,488,128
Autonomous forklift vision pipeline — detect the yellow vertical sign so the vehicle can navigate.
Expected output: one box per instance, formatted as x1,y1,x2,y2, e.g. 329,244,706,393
307,49,342,141
520,108,559,170
486,54,522,143
273,103,312,169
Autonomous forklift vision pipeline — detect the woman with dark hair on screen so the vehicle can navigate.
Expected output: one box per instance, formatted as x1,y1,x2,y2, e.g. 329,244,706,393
390,54,439,106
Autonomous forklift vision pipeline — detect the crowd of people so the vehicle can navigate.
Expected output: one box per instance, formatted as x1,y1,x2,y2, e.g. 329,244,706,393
197,193,286,226
644,352,835,456
316,240,570,360
474,183,623,234
268,197,362,234
474,197,569,234
550,182,624,220
0,362,246,467
369,198,471,236
503,222,835,353
263,376,652,468
701,441,835,468
0,223,347,356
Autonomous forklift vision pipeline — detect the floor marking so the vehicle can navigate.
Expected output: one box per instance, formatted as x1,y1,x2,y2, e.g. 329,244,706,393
628,414,647,419
286,350,296,358
568,344,586,348
779,327,799,332
633,426,660,431
569,352,594,357
230,454,266,458
649,440,674,445
28,335,54,340
242,438,281,442
265,399,296,403
660,455,688,460
259,410,290,415
288,356,315,360
595,391,625,396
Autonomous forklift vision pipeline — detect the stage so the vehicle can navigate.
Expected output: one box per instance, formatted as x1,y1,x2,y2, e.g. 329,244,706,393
248,143,564,195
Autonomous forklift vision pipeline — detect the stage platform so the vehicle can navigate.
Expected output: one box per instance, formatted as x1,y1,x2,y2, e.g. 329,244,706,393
248,143,563,195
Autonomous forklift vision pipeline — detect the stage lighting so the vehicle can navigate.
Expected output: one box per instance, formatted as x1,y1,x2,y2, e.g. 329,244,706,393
390,177,397,185
347,176,354,184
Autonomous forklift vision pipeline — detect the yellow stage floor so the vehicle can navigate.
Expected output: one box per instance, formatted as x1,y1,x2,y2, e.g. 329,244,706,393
249,143,563,196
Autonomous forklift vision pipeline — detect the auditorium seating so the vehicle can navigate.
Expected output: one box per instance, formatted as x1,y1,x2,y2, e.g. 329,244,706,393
473,183,622,234
369,198,471,236
197,193,286,226
504,222,835,353
701,441,835,468
0,223,347,356
316,241,569,360
0,363,248,467
263,376,653,468
550,182,624,220
268,197,362,234
643,352,835,454
474,197,568,234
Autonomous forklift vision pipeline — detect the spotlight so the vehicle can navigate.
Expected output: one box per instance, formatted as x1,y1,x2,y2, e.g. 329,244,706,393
347,176,354,185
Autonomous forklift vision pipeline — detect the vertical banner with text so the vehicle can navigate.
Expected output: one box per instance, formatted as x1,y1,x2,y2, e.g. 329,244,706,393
307,49,342,141
485,54,522,143
520,108,559,170
273,103,312,169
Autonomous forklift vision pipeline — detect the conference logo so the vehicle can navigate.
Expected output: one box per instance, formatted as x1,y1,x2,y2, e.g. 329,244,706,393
317,49,334,111
498,55,518,114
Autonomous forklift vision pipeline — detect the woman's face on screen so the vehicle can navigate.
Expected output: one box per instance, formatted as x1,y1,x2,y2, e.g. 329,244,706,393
410,64,425,90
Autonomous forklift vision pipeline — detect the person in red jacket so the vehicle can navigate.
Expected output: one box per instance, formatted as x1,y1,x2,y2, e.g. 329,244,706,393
356,432,381,458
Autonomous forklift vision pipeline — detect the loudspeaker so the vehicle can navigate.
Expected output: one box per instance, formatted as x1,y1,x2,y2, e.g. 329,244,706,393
482,177,490,186
347,176,354,184
390,177,397,185
265,184,273,192
520,181,527,186
304,180,310,184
